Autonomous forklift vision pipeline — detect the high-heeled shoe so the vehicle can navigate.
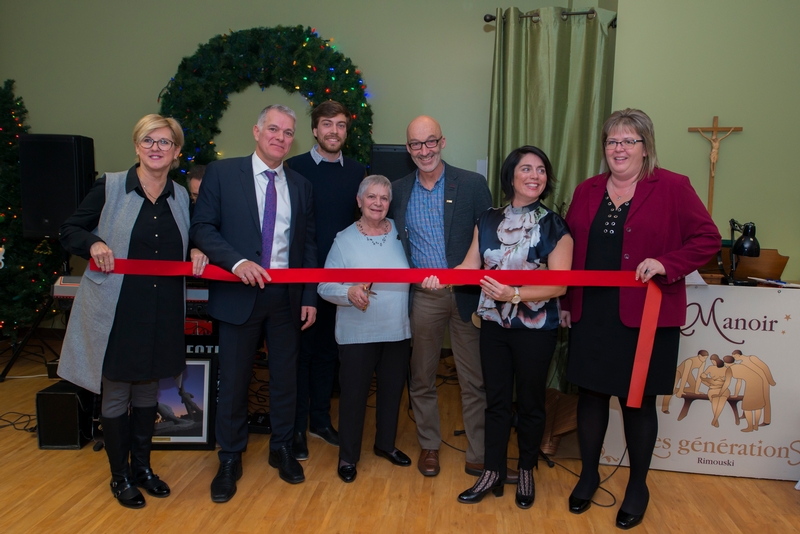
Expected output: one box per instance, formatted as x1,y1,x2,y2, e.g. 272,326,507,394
615,508,645,530
569,473,599,515
457,470,504,504
616,489,648,529
568,494,592,514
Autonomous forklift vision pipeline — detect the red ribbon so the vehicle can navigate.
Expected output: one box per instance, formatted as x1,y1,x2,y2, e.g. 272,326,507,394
90,258,661,407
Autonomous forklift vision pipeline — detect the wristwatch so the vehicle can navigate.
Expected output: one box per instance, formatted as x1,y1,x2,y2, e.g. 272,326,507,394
510,287,521,304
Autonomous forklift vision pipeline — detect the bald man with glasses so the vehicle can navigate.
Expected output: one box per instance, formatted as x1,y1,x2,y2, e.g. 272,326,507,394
389,116,513,481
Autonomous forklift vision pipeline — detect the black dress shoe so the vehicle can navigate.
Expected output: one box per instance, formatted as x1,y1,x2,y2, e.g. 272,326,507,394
616,508,645,530
134,467,170,498
292,431,309,461
458,481,504,504
210,459,243,503
110,476,146,509
338,463,357,483
269,445,305,484
309,426,339,447
569,495,592,514
373,446,411,466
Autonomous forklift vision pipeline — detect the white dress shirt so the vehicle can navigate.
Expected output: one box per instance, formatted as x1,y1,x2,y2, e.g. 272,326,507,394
232,154,292,273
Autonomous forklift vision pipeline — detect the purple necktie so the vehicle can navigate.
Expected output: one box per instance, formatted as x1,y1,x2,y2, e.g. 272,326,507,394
261,170,277,269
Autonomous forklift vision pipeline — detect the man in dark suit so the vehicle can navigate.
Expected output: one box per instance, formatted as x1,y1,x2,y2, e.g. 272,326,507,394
190,104,317,503
389,115,492,479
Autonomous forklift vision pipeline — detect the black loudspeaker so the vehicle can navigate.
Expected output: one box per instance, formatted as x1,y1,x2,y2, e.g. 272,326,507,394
19,134,96,239
36,380,94,449
369,144,417,182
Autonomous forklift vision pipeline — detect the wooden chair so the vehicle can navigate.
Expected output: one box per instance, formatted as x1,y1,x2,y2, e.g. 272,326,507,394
698,248,789,284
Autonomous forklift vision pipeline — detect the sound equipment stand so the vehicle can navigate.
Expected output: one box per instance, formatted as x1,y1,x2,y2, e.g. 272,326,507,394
0,251,70,382
0,295,58,382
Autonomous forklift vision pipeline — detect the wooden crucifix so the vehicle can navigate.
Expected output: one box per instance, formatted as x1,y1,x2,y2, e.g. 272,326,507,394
688,116,742,216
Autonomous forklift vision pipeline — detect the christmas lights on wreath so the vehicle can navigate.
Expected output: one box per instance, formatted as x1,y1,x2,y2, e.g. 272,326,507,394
158,25,374,183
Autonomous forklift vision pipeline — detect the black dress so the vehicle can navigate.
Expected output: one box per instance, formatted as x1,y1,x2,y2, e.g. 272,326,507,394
59,167,186,382
566,192,679,398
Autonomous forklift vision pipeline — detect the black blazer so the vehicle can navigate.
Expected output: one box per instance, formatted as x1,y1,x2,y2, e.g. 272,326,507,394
389,161,492,322
190,156,317,326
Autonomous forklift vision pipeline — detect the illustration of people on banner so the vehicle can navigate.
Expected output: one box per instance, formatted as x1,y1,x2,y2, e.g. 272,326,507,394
662,350,775,431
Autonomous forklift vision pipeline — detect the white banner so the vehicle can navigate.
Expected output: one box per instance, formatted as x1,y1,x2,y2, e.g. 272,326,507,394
602,285,800,480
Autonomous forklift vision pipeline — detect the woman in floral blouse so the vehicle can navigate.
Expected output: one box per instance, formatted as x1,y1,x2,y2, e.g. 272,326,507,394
423,145,573,509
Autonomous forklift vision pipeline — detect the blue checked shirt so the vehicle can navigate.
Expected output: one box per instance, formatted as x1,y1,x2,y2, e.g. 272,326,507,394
406,167,448,269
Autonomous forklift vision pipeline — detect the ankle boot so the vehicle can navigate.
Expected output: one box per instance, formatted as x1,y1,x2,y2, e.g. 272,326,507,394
457,470,504,504
130,405,170,498
515,468,535,509
102,412,145,509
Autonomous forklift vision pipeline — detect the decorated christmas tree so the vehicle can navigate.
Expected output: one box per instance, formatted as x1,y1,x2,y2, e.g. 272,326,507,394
0,80,62,339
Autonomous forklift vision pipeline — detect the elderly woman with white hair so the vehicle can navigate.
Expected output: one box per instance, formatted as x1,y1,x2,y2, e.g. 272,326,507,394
318,175,412,484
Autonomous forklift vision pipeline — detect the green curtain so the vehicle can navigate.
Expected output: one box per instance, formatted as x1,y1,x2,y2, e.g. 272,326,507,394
487,6,617,215
486,6,616,391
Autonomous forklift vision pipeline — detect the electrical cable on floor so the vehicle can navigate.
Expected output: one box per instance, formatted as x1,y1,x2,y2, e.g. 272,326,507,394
0,412,37,433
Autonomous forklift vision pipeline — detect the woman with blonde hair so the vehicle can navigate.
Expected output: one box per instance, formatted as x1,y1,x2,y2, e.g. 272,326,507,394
59,114,208,508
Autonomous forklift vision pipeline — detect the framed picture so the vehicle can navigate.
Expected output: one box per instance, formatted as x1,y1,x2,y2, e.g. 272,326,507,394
152,352,217,450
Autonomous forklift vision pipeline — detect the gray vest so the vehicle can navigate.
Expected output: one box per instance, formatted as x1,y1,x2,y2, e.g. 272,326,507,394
58,171,189,393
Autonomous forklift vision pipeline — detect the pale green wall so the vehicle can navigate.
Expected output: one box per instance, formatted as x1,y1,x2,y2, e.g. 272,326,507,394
0,0,554,176
612,0,800,279
3,0,796,279
0,1,609,176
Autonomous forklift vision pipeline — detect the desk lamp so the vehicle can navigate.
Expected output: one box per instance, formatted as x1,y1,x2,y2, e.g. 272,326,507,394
718,219,760,285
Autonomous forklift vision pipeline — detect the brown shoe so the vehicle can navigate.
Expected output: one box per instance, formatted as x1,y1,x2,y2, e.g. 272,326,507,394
418,449,440,476
465,462,483,476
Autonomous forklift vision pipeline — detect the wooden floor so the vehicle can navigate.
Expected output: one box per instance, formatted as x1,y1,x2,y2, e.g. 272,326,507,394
2,336,800,534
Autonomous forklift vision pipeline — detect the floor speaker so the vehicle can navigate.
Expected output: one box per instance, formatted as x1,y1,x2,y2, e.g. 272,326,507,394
19,134,95,239
36,380,94,449
369,144,417,182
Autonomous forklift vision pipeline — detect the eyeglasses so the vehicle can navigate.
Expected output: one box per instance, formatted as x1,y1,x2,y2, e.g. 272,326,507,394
407,137,442,151
140,137,176,150
605,139,644,150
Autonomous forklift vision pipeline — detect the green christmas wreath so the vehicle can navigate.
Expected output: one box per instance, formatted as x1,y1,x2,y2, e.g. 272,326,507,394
159,25,374,180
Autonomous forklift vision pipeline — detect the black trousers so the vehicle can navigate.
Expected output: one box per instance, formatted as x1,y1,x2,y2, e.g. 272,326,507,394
295,298,338,432
338,339,410,464
480,321,557,479
216,284,298,461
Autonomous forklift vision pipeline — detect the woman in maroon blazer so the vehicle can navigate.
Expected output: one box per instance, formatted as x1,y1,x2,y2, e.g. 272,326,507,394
560,109,720,530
